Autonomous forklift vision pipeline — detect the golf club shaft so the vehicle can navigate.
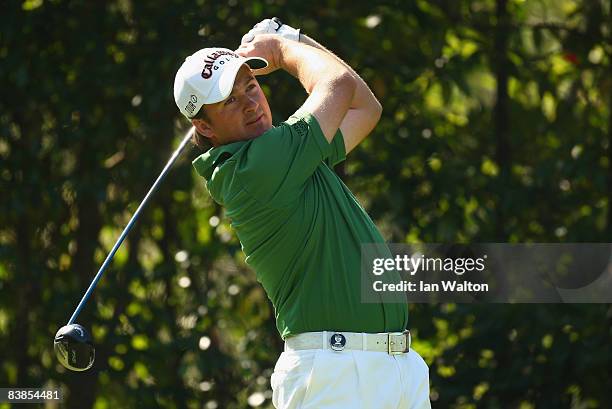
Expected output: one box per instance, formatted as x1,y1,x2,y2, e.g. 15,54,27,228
67,127,195,325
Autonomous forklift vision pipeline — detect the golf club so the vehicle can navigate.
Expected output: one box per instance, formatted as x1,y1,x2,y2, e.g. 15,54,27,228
54,127,195,371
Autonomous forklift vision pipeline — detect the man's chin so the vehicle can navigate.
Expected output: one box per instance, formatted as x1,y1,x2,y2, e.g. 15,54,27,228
246,125,273,140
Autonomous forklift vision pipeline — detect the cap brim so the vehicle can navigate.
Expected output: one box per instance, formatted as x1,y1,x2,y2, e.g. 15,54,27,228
213,57,269,105
244,56,268,70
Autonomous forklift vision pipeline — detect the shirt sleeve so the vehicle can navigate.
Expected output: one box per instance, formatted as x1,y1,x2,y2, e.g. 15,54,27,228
235,110,344,204
325,128,346,168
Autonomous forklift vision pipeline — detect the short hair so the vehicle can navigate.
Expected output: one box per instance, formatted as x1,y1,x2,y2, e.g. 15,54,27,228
191,105,212,151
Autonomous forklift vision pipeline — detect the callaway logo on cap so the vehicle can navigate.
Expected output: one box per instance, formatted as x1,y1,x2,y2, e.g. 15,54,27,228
173,47,268,119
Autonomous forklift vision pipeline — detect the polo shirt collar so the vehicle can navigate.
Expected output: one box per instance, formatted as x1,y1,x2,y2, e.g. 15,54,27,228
192,141,246,180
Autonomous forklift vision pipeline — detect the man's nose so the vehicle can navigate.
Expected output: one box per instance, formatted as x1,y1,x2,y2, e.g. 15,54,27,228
244,95,259,112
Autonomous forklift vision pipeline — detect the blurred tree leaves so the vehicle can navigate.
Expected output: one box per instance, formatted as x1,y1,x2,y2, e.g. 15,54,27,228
1,0,611,408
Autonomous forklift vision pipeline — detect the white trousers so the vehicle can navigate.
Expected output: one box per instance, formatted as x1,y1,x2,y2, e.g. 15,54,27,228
271,348,431,409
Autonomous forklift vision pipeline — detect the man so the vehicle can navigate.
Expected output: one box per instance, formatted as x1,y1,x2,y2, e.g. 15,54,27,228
174,18,431,409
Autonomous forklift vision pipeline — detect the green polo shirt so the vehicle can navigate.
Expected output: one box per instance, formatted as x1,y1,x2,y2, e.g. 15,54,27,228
193,110,408,339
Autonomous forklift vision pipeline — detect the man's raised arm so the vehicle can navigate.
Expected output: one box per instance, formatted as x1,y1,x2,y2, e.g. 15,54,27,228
237,35,356,143
240,18,382,154
299,34,382,154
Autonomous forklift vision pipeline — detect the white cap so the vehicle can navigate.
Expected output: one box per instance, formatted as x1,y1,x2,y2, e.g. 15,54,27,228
174,48,268,118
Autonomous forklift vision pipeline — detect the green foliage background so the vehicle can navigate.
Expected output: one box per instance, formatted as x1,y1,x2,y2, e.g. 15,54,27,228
1,0,610,408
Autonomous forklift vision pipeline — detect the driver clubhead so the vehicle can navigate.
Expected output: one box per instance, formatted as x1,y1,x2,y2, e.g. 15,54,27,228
54,324,95,371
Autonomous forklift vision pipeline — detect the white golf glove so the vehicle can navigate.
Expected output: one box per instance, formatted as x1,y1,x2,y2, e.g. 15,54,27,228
241,17,300,44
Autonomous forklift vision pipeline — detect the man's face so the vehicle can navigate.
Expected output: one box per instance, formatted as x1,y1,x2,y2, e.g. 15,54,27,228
192,65,272,146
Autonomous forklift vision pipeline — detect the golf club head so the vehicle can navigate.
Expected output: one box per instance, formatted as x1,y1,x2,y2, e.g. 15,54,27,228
54,324,95,371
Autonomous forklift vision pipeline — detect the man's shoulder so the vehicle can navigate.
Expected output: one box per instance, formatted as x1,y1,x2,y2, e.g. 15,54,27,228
248,110,323,152
283,109,317,129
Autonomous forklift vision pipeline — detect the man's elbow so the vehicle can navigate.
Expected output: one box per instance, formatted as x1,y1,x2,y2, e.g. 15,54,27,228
372,98,383,124
367,97,382,129
333,71,357,101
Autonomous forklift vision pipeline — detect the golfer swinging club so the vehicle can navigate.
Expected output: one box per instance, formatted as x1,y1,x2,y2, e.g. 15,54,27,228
174,18,431,408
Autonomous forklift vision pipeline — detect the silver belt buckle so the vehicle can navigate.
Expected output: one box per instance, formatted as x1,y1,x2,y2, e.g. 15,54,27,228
388,330,411,355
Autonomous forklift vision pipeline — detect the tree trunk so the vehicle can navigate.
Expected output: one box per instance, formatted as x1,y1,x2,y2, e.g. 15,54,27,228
15,212,32,387
493,0,511,241
606,51,612,238
64,139,102,409
12,113,42,388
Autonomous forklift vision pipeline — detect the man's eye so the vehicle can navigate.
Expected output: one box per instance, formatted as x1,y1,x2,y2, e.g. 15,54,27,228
224,96,236,105
247,84,256,91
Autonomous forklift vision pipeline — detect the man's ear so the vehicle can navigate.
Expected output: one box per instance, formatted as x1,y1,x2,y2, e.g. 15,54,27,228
191,118,215,142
